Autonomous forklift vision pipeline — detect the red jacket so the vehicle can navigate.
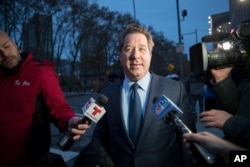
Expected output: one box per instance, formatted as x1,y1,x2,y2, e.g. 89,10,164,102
0,52,75,166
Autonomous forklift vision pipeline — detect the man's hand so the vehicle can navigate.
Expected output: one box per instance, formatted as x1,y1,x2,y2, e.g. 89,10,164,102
183,132,246,158
200,109,232,129
210,66,233,82
68,116,91,140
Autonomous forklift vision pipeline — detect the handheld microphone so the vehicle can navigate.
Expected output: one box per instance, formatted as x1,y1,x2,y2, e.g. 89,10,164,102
152,95,217,165
57,94,108,151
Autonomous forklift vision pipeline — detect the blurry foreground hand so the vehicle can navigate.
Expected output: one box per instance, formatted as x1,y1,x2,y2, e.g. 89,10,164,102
183,131,248,165
68,116,91,140
200,109,232,129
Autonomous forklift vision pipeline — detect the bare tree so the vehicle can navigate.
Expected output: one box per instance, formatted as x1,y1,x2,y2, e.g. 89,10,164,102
1,0,183,88
149,26,179,76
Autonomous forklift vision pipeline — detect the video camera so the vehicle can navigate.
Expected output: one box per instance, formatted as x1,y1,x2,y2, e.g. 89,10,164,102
189,21,250,75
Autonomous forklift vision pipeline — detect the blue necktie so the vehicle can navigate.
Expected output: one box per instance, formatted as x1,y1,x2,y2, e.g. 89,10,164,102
129,83,143,145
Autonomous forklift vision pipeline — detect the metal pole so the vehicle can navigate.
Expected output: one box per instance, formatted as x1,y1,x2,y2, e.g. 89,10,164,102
182,29,198,43
176,0,182,43
133,0,136,21
176,0,183,80
195,29,198,43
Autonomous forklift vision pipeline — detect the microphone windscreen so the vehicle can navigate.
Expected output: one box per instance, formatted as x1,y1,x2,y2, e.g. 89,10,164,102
96,94,108,106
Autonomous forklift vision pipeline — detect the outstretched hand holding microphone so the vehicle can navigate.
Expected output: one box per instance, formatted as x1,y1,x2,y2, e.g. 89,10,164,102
57,94,108,151
183,131,249,166
152,95,217,166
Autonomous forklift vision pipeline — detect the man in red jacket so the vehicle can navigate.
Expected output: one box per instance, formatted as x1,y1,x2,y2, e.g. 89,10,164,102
0,30,90,167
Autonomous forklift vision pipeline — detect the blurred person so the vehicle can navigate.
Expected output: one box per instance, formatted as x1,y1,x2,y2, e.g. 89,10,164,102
204,85,218,110
0,30,90,167
204,72,222,111
74,24,197,167
183,132,249,166
199,34,250,149
185,72,205,121
200,59,250,148
107,70,124,84
91,77,106,93
107,71,118,83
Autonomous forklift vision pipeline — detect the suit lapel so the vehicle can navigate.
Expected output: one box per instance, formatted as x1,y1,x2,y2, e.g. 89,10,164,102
111,81,135,147
113,82,127,129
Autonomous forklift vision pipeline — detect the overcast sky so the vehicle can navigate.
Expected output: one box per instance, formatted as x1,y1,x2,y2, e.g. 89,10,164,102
96,0,229,55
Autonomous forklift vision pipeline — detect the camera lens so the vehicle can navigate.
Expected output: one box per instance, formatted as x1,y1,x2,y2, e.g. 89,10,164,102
208,50,240,69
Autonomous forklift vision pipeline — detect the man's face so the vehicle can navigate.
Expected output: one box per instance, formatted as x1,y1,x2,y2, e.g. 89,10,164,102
119,33,152,81
0,31,21,69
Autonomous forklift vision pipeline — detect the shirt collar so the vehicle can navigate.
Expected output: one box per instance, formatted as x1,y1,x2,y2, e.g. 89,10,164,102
123,72,151,91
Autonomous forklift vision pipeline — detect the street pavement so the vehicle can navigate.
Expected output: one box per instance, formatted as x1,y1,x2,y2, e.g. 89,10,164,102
50,93,224,167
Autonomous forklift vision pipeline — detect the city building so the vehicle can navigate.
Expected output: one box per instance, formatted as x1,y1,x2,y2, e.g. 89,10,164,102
208,11,231,49
207,0,250,50
79,31,109,92
230,0,250,28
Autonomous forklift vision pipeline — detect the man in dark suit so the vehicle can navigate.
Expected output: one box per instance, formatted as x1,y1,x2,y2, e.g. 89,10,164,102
74,24,197,167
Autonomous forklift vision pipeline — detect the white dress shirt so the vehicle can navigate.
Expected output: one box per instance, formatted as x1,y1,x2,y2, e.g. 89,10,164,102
121,72,151,132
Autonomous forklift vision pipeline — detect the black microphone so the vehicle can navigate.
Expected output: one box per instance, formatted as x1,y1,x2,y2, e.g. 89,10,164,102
57,94,108,151
152,95,217,165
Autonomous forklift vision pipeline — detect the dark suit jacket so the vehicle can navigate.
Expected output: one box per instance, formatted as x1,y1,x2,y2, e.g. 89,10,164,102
75,73,197,167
